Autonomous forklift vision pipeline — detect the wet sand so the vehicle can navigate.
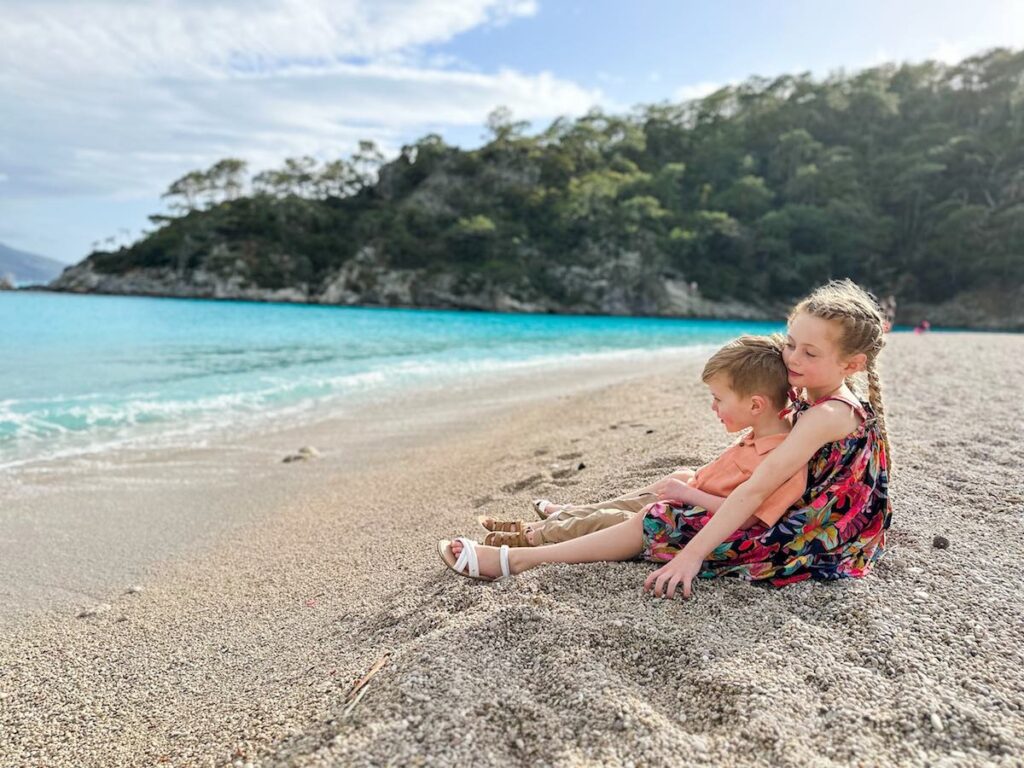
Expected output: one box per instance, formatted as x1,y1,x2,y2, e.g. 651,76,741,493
1,333,1023,767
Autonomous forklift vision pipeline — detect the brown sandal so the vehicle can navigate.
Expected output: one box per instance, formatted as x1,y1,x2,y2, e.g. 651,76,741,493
477,515,527,533
483,529,534,547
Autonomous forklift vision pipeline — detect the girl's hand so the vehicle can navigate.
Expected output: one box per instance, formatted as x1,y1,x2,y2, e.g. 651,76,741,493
643,549,703,600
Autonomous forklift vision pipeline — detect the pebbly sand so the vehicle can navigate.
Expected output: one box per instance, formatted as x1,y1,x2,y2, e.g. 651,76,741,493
1,333,1023,767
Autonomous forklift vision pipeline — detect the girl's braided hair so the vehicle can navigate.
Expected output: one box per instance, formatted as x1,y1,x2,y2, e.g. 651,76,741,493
789,279,892,469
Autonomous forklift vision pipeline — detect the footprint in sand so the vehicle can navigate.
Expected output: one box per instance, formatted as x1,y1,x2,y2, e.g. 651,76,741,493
500,473,545,494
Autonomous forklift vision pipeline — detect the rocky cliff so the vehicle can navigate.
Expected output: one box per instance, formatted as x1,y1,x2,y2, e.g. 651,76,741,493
49,245,781,320
49,245,1024,329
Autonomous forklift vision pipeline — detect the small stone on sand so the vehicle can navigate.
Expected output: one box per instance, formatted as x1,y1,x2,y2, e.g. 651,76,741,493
76,603,112,619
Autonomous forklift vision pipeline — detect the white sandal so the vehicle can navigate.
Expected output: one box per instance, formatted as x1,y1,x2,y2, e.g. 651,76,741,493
437,537,511,583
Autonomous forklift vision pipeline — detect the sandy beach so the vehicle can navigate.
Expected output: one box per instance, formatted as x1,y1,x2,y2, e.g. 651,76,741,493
1,333,1023,767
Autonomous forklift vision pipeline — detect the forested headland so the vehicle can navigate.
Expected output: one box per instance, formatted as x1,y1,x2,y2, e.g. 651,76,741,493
50,48,1024,328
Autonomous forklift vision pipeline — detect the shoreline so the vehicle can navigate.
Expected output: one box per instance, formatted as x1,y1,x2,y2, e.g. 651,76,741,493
22,283,1024,332
0,342,721,476
0,347,709,629
2,332,1023,766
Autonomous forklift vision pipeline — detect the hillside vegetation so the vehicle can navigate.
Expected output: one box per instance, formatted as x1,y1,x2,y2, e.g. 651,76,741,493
59,48,1024,325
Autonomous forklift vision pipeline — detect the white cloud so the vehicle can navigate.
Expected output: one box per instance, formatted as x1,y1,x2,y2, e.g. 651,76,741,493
0,0,539,79
487,0,539,26
0,0,602,201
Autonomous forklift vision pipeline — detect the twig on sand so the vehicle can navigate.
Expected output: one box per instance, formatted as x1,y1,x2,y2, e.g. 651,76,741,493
342,653,390,718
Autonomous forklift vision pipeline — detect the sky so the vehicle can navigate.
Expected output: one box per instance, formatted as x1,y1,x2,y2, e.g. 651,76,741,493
2,0,1023,265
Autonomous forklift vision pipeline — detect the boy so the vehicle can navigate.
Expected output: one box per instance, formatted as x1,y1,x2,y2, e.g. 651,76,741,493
480,334,806,546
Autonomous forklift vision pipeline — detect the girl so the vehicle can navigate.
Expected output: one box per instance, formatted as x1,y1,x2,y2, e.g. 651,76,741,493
439,279,893,598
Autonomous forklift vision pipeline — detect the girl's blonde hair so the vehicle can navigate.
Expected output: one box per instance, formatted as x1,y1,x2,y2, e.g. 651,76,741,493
789,278,892,468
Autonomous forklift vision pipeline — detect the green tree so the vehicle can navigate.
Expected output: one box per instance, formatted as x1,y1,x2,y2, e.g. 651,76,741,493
161,170,207,213
485,106,530,144
206,158,248,202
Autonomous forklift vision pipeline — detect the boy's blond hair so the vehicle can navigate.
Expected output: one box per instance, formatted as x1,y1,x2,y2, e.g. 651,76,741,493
702,334,789,409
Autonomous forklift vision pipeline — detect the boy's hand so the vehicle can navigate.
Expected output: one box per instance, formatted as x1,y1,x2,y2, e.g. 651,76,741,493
643,548,702,599
653,478,694,504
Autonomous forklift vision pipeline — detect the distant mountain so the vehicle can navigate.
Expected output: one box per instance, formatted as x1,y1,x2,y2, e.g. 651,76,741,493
0,242,67,285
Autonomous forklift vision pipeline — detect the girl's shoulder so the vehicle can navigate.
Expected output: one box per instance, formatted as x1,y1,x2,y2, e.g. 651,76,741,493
783,387,868,443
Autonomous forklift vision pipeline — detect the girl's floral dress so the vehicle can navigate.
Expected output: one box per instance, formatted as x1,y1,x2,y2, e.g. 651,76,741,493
641,389,892,587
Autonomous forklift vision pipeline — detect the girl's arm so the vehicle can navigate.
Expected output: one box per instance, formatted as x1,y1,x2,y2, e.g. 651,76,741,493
643,403,854,599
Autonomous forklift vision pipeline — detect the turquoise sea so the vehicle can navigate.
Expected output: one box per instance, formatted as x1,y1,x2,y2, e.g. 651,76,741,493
0,292,787,470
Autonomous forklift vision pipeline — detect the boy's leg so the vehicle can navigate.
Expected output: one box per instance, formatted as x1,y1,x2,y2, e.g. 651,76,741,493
481,495,652,546
547,468,694,519
547,491,658,520
531,494,654,543
533,505,641,544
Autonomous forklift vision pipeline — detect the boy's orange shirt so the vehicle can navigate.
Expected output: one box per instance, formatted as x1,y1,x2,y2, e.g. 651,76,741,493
687,431,807,527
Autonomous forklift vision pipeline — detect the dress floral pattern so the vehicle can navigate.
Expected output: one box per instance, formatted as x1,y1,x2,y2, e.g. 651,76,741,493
640,389,892,587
